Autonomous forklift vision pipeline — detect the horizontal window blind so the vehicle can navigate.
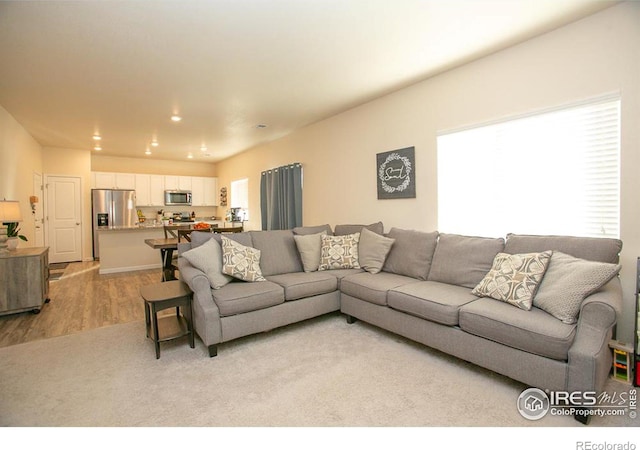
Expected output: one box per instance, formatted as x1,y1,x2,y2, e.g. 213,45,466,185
437,97,620,238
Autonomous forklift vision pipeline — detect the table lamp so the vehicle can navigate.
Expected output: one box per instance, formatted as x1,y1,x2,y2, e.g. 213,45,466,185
0,199,23,253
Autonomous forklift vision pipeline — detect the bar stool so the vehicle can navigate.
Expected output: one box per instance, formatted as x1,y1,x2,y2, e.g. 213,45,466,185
140,280,194,359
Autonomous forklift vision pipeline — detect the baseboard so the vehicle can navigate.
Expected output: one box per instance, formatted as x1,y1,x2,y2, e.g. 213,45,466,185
98,263,161,275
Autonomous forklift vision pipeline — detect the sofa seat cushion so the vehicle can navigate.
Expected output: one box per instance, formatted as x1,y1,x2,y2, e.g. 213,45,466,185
212,281,284,317
340,272,418,306
267,272,338,301
388,281,479,326
458,298,576,360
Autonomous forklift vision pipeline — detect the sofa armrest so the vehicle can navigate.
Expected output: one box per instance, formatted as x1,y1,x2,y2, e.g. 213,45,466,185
566,277,622,392
177,256,222,348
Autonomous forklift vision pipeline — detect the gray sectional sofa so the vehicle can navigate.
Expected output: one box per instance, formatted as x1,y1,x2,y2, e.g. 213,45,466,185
177,224,623,417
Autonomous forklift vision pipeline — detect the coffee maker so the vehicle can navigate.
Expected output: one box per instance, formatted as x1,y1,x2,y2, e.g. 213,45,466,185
229,207,244,222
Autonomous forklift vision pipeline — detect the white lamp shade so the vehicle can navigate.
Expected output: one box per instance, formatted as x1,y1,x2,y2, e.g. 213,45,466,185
0,200,23,222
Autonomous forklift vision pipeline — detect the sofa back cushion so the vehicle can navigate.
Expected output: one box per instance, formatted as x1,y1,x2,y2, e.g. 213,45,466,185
292,224,333,236
382,228,438,280
428,233,505,289
190,230,254,249
334,222,384,236
250,230,304,276
504,233,622,264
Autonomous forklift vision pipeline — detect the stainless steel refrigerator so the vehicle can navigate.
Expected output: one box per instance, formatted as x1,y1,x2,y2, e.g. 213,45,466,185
92,189,137,259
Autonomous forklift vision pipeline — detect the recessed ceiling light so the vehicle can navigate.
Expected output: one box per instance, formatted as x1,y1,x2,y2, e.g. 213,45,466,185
171,115,182,122
200,145,207,152
94,145,102,151
92,135,102,141
187,153,193,159
145,149,152,155
151,140,159,147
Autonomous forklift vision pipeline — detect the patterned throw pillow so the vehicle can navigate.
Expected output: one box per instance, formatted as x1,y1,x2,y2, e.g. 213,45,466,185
533,252,621,324
220,236,266,282
318,233,361,270
471,251,552,310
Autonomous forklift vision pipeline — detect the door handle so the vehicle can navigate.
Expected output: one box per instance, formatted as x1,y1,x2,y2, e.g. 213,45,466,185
76,222,81,225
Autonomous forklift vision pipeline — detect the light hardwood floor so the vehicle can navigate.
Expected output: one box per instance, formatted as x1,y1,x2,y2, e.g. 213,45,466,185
0,261,164,348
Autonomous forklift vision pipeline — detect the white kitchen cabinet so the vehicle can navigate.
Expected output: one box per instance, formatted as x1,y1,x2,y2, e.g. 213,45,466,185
178,176,192,191
93,172,136,190
149,175,165,206
164,175,179,190
204,177,218,206
191,177,205,206
135,174,151,206
135,174,165,207
191,177,218,206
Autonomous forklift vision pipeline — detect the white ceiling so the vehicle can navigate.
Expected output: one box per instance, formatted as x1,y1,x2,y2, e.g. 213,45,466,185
0,0,616,163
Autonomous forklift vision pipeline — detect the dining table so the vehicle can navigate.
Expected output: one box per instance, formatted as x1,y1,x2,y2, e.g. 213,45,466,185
144,237,178,282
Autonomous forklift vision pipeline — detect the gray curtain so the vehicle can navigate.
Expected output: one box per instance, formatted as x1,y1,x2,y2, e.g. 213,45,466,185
260,163,303,230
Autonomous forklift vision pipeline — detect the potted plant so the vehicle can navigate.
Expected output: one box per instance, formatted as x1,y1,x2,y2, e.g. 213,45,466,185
5,222,27,250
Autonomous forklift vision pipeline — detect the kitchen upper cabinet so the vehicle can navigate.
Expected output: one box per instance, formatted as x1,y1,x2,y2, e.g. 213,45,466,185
191,177,218,206
179,176,192,191
135,174,165,206
93,172,136,189
135,174,151,206
204,177,217,206
149,175,165,206
93,172,216,207
164,176,191,191
164,175,179,190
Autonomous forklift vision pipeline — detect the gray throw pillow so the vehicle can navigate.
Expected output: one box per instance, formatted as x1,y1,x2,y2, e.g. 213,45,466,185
294,231,326,272
181,238,233,289
533,252,621,324
358,228,395,274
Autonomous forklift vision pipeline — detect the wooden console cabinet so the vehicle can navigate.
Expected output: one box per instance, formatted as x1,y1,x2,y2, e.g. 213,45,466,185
0,247,50,315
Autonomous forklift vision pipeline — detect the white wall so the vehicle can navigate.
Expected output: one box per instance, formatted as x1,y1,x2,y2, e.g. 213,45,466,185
0,104,43,244
216,2,640,342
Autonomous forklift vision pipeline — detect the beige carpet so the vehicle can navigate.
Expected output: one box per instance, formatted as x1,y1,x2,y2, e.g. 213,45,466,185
0,312,637,433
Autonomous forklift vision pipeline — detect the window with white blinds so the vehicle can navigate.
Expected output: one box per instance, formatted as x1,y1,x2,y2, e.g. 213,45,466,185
437,96,620,239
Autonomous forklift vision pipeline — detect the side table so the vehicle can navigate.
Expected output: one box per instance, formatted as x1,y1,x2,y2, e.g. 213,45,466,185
140,280,194,359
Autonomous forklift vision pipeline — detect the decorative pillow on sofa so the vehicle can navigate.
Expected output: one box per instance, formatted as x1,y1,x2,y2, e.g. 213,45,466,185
181,238,233,289
358,228,395,274
533,252,621,324
318,233,361,270
294,231,326,272
471,251,552,311
221,236,266,282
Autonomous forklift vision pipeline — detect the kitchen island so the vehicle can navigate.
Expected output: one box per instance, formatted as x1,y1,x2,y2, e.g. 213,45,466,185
97,225,165,275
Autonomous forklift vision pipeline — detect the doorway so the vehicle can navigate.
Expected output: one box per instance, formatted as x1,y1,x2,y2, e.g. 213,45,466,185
32,173,44,247
44,175,82,263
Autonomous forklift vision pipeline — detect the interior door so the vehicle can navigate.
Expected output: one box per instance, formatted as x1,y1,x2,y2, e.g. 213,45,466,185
45,175,82,263
33,173,44,247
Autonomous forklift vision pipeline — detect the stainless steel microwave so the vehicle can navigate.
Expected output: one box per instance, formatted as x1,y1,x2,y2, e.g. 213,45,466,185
164,190,192,206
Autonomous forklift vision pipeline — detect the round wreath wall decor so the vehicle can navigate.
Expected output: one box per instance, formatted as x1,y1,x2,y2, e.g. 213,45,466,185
378,152,412,193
